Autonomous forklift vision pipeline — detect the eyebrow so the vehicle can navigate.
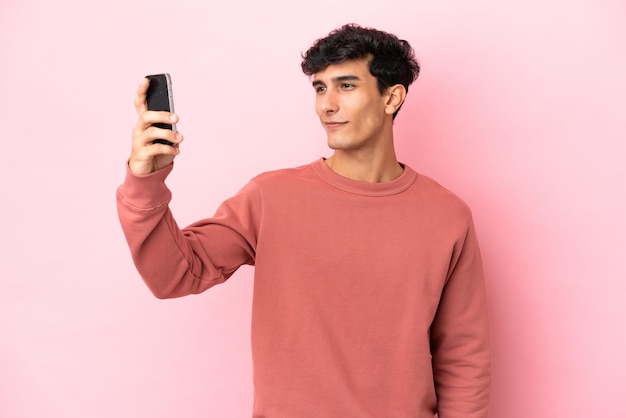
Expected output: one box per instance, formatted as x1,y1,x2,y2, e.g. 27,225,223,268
312,74,361,87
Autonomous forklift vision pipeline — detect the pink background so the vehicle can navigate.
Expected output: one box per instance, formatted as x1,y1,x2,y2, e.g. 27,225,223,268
1,0,625,416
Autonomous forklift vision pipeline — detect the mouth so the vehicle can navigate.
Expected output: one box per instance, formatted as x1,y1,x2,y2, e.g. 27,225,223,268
323,121,348,129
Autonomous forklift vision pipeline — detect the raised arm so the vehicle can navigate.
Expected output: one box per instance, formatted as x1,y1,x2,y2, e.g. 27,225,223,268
117,79,257,299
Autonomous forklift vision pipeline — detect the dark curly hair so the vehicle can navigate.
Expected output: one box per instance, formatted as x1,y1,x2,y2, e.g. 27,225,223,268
301,24,420,118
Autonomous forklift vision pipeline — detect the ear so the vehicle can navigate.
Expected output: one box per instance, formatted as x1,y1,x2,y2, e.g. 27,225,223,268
384,84,407,116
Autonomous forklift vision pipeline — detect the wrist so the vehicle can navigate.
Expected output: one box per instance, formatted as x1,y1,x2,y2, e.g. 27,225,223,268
128,158,155,176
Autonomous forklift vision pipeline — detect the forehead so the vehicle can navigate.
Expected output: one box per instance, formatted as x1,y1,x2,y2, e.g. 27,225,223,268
312,58,373,82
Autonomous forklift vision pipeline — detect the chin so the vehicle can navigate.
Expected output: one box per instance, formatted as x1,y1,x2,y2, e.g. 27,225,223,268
328,142,361,152
326,136,351,150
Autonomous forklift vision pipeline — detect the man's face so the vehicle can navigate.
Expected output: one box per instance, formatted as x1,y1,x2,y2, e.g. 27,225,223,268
312,58,391,152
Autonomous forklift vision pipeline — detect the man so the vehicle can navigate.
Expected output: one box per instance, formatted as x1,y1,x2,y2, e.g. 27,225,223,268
117,24,490,417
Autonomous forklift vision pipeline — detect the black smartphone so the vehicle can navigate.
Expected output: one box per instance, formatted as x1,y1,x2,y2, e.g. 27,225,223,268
146,73,175,146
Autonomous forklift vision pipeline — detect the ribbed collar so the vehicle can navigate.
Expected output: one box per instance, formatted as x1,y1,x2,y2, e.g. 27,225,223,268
310,157,418,197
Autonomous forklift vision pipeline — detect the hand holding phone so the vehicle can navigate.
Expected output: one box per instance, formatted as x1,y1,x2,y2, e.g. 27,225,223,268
128,75,181,175
146,73,176,146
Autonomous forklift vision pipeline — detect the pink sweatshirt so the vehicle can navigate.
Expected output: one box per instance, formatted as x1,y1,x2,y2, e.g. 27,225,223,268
117,158,490,417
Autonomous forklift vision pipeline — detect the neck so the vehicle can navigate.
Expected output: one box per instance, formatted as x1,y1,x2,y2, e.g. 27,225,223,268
325,147,403,183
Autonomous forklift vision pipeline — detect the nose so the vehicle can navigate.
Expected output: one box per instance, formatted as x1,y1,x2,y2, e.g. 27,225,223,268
317,89,338,115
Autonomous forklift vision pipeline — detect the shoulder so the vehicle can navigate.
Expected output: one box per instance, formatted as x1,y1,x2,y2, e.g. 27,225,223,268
408,167,474,221
247,161,319,191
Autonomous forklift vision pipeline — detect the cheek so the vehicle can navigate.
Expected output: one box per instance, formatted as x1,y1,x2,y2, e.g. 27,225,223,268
351,94,384,119
357,104,385,129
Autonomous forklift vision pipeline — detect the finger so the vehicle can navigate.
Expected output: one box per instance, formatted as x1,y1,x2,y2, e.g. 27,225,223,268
128,141,180,174
143,126,183,146
147,140,181,155
134,78,150,115
138,111,179,130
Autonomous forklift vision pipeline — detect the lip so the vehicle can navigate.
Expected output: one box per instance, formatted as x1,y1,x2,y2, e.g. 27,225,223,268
323,121,348,129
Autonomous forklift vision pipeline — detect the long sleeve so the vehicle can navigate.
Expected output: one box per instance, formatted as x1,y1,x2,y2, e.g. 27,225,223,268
430,218,491,417
116,163,257,299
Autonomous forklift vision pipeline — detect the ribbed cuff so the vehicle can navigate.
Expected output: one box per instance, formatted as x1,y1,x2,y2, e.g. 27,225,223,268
117,162,174,210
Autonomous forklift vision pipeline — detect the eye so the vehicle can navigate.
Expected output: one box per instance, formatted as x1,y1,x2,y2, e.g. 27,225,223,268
315,85,327,93
341,83,355,90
